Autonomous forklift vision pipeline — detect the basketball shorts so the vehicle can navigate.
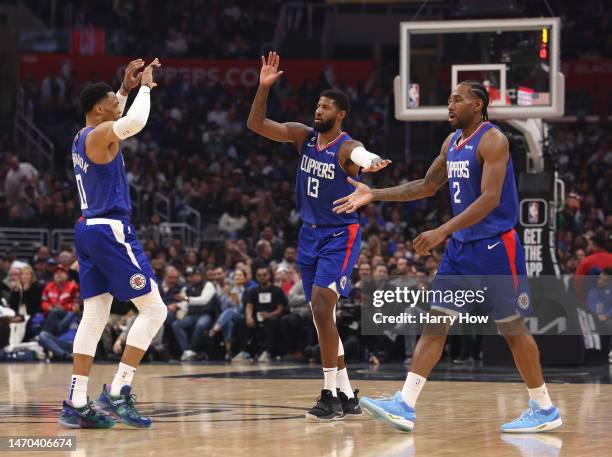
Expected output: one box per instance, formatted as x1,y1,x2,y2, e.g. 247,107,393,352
75,216,157,301
431,228,532,322
297,223,361,302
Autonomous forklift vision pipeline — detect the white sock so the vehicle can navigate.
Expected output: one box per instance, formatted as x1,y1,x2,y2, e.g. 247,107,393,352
69,375,89,408
323,367,338,396
401,372,426,408
527,383,553,409
110,362,136,396
336,368,354,398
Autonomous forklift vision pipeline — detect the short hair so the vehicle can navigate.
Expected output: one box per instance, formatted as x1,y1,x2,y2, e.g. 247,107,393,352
320,89,350,115
459,80,489,121
80,82,113,115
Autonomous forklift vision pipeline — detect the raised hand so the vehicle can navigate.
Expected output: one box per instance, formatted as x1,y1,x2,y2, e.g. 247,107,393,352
141,58,162,89
362,158,392,173
259,51,284,87
333,177,374,214
121,59,145,93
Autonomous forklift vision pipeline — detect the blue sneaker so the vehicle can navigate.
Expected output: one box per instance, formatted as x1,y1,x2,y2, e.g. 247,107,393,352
501,399,562,433
360,391,415,432
95,384,152,428
58,400,115,429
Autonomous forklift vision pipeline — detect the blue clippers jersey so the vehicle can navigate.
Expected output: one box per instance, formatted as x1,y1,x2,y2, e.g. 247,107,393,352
71,127,132,218
446,122,518,242
296,130,359,226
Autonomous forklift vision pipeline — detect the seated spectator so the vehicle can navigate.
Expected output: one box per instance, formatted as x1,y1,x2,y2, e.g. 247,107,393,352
235,266,285,363
171,267,217,361
280,267,315,362
7,264,43,341
160,265,184,327
574,235,612,301
40,265,80,335
38,301,81,361
588,268,612,333
209,266,248,361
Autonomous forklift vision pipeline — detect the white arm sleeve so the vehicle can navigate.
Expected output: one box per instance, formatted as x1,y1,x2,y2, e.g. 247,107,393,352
112,86,151,140
350,146,381,168
116,89,128,115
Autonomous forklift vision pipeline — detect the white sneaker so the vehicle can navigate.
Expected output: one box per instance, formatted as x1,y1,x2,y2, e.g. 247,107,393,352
258,351,271,363
181,350,196,361
232,351,251,362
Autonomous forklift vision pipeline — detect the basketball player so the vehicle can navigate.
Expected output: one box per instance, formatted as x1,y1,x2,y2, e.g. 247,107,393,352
58,58,166,429
334,81,562,433
247,52,390,421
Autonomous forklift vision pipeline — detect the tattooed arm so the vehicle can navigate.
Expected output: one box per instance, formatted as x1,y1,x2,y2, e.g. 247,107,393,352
333,133,453,213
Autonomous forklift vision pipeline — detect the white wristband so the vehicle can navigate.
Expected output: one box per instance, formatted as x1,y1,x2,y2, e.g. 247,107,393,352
350,146,380,168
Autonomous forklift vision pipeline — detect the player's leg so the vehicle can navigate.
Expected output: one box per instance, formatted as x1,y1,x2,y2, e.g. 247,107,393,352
305,284,344,421
360,240,463,432
360,312,451,432
59,220,116,429
490,230,561,432
86,219,166,428
306,224,361,421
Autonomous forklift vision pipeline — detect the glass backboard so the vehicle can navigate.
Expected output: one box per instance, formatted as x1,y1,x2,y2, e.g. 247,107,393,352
395,18,564,121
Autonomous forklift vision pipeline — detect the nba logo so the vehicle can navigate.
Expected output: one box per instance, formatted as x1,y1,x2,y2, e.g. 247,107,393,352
520,199,547,227
408,84,420,108
528,202,539,224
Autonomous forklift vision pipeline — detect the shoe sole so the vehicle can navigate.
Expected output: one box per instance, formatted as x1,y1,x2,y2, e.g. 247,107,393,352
57,418,83,429
361,399,414,432
501,417,563,433
304,412,345,422
57,417,114,429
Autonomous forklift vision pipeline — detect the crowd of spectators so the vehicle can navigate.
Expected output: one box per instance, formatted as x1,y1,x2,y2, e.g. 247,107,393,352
2,0,610,363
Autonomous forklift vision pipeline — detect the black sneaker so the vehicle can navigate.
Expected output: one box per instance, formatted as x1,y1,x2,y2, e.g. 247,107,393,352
305,389,344,421
338,389,363,417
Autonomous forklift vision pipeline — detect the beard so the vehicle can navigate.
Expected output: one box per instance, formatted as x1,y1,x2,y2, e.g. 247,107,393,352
313,118,335,133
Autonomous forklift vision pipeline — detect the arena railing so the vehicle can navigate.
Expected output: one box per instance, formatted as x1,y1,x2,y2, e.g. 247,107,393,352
14,86,55,171
0,228,50,259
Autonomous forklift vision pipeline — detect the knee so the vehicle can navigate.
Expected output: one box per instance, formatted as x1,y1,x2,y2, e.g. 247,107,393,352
171,319,181,331
39,331,50,341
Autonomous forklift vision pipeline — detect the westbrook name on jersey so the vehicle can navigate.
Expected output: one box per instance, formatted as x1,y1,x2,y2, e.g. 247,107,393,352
72,127,131,218
295,130,361,302
72,127,156,301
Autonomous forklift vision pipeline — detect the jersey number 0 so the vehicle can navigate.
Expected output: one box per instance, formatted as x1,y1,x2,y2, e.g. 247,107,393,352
75,174,89,209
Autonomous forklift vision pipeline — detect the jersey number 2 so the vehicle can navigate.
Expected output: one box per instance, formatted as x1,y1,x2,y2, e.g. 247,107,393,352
307,176,319,198
452,181,461,203
75,174,88,209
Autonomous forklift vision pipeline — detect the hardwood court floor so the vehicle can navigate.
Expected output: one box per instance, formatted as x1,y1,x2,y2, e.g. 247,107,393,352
0,362,610,457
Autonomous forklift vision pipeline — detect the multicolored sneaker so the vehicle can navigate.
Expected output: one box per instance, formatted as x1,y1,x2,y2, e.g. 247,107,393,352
501,399,562,433
58,400,115,429
95,384,152,428
360,391,415,432
338,389,363,417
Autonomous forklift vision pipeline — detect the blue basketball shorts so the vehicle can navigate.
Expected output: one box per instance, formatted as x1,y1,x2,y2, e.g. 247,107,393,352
74,216,157,301
297,223,361,302
430,229,532,322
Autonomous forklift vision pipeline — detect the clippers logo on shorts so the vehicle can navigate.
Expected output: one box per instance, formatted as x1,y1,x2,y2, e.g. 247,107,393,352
517,292,530,310
340,275,347,290
130,273,147,290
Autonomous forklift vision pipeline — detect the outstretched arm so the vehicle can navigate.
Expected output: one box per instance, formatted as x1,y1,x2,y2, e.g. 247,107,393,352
247,51,310,148
413,129,509,254
85,58,161,164
333,133,452,213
